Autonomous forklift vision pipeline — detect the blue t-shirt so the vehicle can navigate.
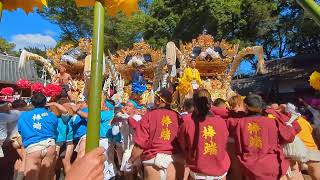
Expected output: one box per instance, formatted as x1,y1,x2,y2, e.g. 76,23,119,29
66,116,75,141
72,108,88,140
105,100,115,111
72,108,114,139
100,110,114,138
56,114,71,143
18,108,58,148
129,100,144,109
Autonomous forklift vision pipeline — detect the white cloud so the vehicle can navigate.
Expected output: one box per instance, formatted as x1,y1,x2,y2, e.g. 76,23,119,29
11,33,57,50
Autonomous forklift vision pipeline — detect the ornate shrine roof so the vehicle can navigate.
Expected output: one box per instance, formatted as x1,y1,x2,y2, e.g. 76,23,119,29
232,55,320,94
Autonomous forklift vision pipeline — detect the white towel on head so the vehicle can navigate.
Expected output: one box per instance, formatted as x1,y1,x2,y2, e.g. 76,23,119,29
117,112,129,119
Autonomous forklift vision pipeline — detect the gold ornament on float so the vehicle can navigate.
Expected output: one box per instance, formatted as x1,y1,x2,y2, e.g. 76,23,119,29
111,41,163,82
175,34,266,103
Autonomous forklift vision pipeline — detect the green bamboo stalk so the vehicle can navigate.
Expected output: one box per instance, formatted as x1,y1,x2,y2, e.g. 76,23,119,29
297,0,320,25
86,0,105,152
0,1,3,21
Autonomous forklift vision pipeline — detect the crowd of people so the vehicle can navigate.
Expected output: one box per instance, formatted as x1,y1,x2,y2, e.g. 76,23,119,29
1,83,320,180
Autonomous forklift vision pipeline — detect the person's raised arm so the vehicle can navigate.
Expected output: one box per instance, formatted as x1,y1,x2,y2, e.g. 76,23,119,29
300,98,320,119
77,110,88,119
299,98,308,106
47,102,68,115
265,108,297,144
70,105,88,119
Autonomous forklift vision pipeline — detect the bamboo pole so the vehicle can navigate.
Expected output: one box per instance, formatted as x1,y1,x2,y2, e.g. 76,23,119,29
297,0,320,25
86,0,105,152
0,1,3,21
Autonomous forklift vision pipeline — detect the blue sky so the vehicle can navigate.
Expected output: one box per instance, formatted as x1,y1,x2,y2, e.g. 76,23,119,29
0,9,61,50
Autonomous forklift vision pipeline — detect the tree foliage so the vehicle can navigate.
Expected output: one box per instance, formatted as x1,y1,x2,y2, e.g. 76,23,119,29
39,0,319,60
259,0,320,60
38,0,147,52
144,0,278,49
0,37,17,55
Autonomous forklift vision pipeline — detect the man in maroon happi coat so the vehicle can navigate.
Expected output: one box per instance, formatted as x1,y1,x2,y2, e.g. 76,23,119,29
227,94,297,180
126,89,183,180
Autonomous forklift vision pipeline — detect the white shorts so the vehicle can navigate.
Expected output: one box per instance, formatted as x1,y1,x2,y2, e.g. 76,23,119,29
74,135,86,153
100,138,117,180
190,171,227,180
308,149,320,162
25,138,56,154
143,153,175,180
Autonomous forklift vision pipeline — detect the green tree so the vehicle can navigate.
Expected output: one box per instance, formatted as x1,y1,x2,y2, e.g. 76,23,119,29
0,37,17,55
258,0,320,60
39,0,319,66
24,47,47,57
38,0,92,41
284,0,320,55
39,0,148,52
143,0,278,49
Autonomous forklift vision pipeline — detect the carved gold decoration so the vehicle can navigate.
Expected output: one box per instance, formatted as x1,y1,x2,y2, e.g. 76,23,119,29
19,38,94,102
79,38,92,54
46,38,92,78
178,34,266,101
71,80,86,103
228,46,266,76
111,41,163,81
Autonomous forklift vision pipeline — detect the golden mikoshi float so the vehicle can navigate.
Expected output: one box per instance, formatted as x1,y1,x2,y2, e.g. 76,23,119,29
172,34,266,110
18,34,266,110
110,41,163,82
109,41,164,106
19,39,95,102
